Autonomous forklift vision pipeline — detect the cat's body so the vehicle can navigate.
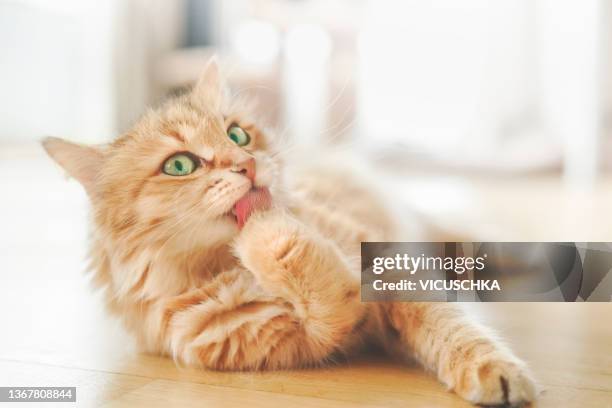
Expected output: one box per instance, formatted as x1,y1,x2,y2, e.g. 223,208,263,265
44,60,536,406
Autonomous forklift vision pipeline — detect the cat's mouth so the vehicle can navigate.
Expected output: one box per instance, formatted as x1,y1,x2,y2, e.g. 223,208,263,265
229,187,272,228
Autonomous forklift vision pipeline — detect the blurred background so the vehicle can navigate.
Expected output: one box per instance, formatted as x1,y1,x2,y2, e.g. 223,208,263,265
2,0,612,245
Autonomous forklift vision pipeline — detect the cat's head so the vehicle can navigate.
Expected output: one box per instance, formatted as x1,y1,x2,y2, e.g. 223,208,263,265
43,59,282,258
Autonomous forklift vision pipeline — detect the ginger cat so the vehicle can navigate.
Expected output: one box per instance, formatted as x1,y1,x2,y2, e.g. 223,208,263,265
43,59,536,406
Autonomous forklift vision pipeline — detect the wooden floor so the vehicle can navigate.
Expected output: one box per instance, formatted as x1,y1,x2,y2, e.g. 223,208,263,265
1,303,611,408
1,144,611,407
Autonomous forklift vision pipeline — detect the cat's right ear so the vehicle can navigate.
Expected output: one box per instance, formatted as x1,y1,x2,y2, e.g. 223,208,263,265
42,137,104,196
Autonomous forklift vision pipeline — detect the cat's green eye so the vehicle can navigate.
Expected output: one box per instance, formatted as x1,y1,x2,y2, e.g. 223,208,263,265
162,153,197,176
228,125,250,146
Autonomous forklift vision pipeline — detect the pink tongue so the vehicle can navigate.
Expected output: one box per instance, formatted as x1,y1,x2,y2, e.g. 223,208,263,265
234,187,272,228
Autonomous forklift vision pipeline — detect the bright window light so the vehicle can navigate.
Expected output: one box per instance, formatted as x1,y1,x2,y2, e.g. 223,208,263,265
231,19,280,66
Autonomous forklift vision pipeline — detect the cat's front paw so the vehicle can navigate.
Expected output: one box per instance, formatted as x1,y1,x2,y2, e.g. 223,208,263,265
234,210,308,287
456,356,536,407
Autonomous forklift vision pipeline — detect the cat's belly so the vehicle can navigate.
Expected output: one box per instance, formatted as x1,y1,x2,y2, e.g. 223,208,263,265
287,163,397,258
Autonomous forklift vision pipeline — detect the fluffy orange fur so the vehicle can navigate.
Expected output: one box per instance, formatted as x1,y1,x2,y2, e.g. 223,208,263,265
43,59,536,406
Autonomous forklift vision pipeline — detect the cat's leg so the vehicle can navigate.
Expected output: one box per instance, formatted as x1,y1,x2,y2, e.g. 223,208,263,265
158,268,329,369
234,209,367,352
376,302,536,406
157,210,365,370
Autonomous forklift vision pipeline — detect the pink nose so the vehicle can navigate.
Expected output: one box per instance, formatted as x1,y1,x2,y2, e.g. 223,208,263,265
231,157,256,182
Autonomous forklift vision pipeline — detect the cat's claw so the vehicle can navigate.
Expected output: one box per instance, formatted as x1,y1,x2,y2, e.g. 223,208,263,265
456,357,537,407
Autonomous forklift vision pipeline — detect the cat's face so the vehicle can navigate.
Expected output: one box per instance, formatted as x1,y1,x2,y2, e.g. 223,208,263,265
44,60,281,255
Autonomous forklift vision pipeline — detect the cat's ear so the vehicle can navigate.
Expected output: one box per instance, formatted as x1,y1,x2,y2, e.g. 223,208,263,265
42,137,104,196
191,56,226,110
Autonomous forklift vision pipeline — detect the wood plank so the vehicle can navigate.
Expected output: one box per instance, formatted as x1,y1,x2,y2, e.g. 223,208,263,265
103,379,382,408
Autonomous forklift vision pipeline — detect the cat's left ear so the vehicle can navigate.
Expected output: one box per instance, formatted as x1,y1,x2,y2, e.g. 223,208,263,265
42,137,105,196
191,56,227,110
